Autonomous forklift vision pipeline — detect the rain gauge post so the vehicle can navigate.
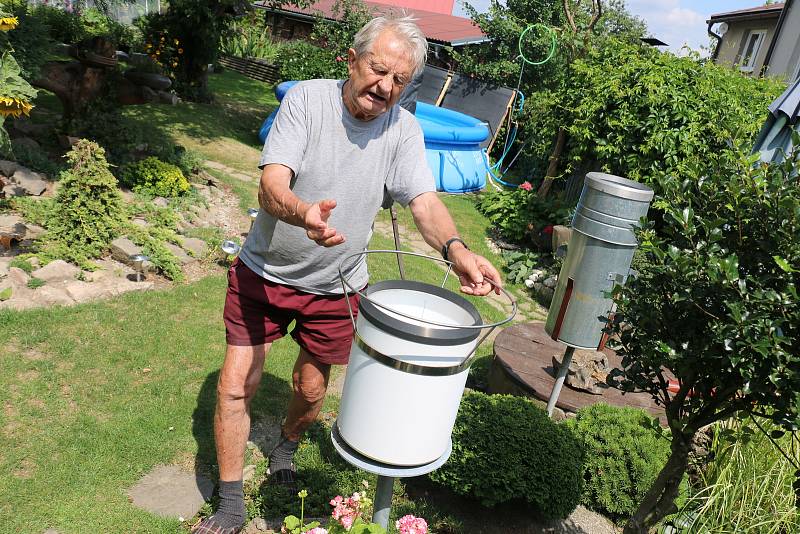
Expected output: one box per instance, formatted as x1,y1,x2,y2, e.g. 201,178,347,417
543,173,654,417
334,251,516,528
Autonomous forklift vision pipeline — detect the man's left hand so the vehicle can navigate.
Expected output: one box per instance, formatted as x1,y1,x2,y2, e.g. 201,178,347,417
448,246,502,296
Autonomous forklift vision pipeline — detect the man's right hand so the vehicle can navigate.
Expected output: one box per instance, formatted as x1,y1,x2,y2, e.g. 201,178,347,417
304,199,345,247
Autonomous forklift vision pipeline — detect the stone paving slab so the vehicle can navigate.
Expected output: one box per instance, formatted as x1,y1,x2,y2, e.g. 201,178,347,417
128,464,213,520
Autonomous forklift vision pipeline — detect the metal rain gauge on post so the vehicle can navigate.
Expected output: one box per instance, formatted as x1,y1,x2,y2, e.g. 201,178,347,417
543,173,654,417
333,250,516,528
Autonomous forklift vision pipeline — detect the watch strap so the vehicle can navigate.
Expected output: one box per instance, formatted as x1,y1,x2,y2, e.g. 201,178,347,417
442,237,469,262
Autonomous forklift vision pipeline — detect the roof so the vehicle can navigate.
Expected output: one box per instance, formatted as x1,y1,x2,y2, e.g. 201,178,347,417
708,2,784,23
254,0,488,46
641,37,668,47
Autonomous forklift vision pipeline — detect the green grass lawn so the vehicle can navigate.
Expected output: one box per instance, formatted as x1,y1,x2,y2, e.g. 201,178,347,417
2,69,544,532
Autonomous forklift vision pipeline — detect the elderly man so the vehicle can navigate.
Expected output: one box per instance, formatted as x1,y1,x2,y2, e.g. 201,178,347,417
195,14,501,533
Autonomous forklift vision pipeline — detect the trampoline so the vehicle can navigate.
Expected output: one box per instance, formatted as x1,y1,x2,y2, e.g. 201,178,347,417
257,81,491,193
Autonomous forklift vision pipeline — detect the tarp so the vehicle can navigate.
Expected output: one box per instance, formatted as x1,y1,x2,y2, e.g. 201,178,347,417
439,73,517,148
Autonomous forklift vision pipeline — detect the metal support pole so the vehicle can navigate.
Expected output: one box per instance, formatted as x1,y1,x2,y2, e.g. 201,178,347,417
546,345,575,417
390,205,406,280
371,475,394,529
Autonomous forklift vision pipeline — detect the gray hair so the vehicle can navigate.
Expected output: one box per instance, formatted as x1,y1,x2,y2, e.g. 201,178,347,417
352,14,428,78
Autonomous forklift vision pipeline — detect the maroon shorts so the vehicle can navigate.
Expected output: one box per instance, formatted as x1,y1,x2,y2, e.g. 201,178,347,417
223,259,360,365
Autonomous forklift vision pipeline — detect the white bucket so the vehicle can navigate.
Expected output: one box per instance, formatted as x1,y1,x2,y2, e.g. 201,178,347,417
337,280,482,466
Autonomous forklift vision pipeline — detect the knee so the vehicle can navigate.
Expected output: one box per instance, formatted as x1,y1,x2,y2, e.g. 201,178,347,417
293,374,327,404
217,375,253,405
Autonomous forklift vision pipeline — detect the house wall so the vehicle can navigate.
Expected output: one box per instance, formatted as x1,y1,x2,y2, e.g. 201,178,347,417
715,18,779,74
766,1,800,81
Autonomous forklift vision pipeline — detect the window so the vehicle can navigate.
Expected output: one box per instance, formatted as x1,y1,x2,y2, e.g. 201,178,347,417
740,30,767,72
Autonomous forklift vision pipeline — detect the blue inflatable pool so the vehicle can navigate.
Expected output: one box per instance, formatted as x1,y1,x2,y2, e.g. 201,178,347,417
258,82,490,193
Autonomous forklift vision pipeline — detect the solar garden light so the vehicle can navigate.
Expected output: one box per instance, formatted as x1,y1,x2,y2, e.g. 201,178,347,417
130,254,150,282
247,208,259,233
220,240,241,263
544,173,654,417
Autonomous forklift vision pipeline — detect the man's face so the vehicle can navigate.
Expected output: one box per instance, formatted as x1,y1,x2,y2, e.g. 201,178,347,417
345,30,414,121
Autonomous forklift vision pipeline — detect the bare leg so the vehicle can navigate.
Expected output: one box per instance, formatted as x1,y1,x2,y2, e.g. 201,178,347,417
215,343,270,481
282,348,331,441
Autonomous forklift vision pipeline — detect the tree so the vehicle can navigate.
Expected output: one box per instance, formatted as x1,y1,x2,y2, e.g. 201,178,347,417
606,147,800,532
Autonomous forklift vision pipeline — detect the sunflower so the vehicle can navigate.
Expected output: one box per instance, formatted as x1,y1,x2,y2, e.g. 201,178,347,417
0,96,33,118
0,16,18,31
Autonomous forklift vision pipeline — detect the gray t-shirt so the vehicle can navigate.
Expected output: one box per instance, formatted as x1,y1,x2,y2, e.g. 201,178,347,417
239,79,435,295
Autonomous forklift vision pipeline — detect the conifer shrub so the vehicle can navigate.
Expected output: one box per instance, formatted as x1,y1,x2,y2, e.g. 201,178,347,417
429,391,584,519
42,140,125,266
121,157,190,198
566,403,670,522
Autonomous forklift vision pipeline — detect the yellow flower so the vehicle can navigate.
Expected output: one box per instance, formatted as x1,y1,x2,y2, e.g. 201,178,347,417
0,96,33,118
160,36,165,42
174,38,179,45
178,48,183,54
171,62,178,68
0,16,19,31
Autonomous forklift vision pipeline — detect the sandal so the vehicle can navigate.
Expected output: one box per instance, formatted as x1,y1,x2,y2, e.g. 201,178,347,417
268,465,298,492
191,515,243,534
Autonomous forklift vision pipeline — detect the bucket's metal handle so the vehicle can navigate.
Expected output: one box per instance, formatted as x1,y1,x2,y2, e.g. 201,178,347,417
338,249,517,331
338,250,517,373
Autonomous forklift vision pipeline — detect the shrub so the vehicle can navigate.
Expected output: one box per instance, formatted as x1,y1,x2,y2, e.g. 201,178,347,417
121,157,190,197
9,256,33,273
565,403,670,522
42,140,125,266
475,187,572,245
429,391,584,519
277,41,342,81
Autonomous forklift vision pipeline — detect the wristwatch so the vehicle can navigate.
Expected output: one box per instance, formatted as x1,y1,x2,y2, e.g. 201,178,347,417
441,237,469,262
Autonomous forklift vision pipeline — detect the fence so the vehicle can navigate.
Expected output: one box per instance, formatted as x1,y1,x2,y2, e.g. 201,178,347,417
25,0,162,24
218,55,282,85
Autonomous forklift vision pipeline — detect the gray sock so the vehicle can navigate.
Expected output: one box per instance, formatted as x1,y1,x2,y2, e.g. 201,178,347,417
269,434,299,473
213,479,245,529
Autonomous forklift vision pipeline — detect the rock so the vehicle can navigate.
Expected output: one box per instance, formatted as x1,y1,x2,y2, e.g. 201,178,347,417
157,91,180,105
533,281,543,292
131,217,149,227
12,118,49,137
57,134,82,150
2,183,27,197
0,160,19,176
128,465,213,520
193,184,212,201
64,281,100,303
11,169,48,195
527,269,545,283
181,237,208,258
31,260,81,283
120,189,136,203
551,225,572,251
552,349,610,395
11,137,40,153
543,275,558,289
8,267,30,287
165,242,196,265
110,237,153,271
32,286,75,307
524,278,535,289
242,464,256,483
539,286,554,302
153,197,169,208
242,517,270,533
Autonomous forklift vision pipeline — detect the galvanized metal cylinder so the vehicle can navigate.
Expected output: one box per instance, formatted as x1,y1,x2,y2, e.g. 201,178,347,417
545,173,654,349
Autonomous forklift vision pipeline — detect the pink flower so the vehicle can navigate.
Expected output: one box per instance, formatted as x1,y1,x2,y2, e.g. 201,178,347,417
519,181,533,191
396,515,428,534
336,56,345,62
330,494,361,530
303,528,328,534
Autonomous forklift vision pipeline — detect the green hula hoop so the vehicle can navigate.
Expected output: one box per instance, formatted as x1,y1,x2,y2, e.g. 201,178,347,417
518,24,557,66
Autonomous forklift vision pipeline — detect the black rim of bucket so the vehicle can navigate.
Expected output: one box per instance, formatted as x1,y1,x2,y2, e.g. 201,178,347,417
359,280,483,346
